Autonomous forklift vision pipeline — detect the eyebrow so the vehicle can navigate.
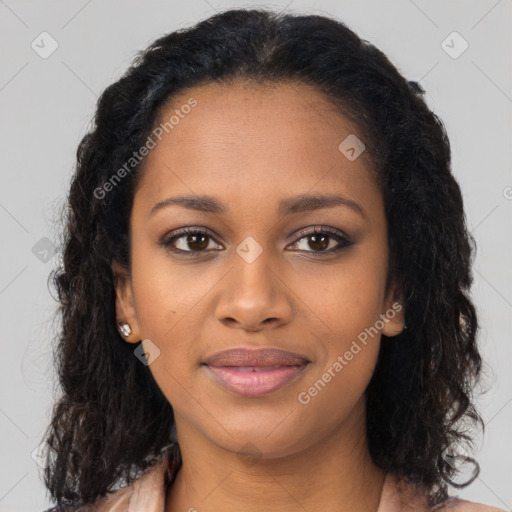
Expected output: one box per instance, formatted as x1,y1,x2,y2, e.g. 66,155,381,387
149,193,367,219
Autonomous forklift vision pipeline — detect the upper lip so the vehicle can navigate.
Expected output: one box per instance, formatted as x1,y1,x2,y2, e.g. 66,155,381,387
203,347,310,367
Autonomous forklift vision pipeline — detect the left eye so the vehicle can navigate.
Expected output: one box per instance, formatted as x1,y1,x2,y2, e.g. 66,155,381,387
288,226,352,254
159,226,352,256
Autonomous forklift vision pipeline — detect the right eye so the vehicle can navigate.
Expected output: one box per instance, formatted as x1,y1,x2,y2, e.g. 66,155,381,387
159,227,224,256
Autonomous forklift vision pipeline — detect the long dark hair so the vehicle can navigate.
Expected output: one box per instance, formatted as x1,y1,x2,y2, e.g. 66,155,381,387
42,7,484,509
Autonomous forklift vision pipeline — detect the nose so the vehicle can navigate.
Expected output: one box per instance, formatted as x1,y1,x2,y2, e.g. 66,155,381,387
214,245,293,332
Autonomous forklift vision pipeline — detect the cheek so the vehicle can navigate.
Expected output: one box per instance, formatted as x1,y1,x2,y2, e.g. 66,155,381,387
130,239,209,339
295,273,384,423
128,245,205,387
292,248,387,396
293,248,388,343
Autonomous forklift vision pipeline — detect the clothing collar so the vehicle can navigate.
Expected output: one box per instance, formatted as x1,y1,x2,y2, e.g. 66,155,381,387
89,452,496,512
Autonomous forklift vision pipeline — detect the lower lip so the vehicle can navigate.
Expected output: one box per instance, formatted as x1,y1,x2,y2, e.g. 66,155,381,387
204,364,309,398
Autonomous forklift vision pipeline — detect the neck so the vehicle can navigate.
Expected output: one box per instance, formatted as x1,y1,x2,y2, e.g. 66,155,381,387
166,399,386,512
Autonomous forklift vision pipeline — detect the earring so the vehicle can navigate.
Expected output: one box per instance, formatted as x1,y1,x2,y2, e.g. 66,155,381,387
118,322,132,337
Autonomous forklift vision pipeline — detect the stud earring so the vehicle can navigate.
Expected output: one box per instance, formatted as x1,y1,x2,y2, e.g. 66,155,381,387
118,322,132,337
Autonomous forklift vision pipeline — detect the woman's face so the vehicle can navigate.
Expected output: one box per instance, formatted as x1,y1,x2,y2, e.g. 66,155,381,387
114,81,404,460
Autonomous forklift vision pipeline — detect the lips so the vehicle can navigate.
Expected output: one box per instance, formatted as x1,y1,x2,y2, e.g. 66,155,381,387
203,347,310,368
202,347,310,398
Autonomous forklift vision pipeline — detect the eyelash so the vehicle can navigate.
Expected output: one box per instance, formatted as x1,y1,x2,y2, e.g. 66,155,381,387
159,225,353,258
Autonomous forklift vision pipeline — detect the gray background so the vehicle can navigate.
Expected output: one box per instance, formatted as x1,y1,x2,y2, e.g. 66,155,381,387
0,1,511,511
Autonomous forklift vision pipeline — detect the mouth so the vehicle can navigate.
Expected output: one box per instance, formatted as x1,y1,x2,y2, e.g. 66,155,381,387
202,347,311,398
203,364,310,398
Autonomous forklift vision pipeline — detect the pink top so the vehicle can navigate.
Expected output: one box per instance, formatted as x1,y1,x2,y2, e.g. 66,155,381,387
45,453,507,512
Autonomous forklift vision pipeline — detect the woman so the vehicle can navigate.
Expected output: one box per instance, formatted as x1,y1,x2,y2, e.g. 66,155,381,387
40,8,505,512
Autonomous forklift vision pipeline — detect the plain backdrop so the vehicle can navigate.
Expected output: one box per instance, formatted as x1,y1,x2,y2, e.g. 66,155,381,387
0,1,511,511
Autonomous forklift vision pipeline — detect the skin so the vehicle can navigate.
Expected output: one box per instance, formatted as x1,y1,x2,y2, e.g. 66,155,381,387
112,81,405,512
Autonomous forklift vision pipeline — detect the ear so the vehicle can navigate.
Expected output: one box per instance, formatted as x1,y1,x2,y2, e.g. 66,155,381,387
381,275,406,338
112,259,140,343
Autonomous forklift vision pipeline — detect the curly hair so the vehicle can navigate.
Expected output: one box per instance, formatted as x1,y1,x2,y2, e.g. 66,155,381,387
41,7,484,509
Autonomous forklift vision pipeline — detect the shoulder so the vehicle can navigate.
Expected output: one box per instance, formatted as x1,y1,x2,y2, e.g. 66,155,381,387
41,506,95,512
40,486,134,512
432,497,508,512
40,483,137,512
41,453,173,512
380,473,508,512
40,498,124,512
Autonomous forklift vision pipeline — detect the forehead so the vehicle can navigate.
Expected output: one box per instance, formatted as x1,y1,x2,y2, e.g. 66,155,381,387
134,81,379,215
153,80,362,153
